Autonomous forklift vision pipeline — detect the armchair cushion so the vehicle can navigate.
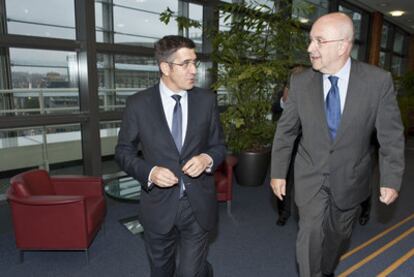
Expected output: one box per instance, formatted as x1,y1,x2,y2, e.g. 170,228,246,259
20,169,55,195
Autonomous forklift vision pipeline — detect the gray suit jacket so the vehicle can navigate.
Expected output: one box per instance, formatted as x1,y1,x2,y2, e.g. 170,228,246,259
115,84,226,233
271,60,405,210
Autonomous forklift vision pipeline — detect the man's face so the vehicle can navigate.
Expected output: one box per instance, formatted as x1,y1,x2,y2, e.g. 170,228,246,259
307,21,345,74
161,47,197,92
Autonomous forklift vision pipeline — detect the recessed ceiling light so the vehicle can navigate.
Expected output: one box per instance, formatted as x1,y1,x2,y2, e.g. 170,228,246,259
389,10,405,17
298,17,309,24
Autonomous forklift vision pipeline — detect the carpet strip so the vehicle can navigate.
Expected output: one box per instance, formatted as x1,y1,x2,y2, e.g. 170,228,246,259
377,247,414,276
340,212,414,261
338,225,414,276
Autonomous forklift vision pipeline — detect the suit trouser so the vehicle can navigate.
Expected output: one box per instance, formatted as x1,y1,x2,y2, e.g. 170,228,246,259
144,195,212,277
296,185,359,277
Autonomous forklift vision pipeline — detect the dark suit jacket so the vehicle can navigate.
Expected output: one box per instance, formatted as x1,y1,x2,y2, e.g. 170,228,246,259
115,84,226,234
271,60,405,210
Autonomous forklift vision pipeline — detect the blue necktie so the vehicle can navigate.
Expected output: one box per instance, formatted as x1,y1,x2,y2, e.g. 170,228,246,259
171,95,185,197
325,76,341,140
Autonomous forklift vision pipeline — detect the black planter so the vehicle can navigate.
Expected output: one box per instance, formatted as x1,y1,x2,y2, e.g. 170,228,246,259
235,149,271,186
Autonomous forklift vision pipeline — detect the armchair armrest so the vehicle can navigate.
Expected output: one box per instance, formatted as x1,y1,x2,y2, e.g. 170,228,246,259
52,176,103,197
226,155,238,168
8,195,84,206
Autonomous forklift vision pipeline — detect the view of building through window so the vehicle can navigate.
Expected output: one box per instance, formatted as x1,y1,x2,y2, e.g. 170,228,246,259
0,0,412,195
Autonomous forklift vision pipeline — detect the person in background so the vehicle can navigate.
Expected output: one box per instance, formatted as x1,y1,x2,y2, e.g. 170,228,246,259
272,65,306,226
115,35,226,277
270,12,404,277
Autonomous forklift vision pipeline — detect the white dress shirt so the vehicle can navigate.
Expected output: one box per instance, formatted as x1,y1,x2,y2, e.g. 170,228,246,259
159,80,188,146
323,57,351,114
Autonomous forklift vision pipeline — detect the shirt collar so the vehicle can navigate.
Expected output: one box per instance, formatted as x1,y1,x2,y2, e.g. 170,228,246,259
323,58,351,81
159,79,187,99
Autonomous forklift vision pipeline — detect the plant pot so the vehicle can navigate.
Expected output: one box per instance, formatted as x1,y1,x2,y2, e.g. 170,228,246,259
235,149,271,186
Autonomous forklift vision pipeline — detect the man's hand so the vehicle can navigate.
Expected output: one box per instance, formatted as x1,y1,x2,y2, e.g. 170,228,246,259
150,166,178,187
379,187,399,205
182,154,212,178
270,178,286,201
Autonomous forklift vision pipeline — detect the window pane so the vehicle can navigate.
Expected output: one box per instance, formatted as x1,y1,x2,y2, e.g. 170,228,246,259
5,0,76,39
391,56,403,76
189,3,203,52
196,61,213,89
293,0,329,25
97,54,159,111
351,44,359,60
0,48,79,116
393,32,404,54
0,124,82,188
100,121,121,175
381,24,389,48
111,0,178,46
338,5,362,40
379,51,389,69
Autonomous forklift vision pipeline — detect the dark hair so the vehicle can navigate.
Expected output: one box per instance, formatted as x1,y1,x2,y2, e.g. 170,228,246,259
154,35,196,64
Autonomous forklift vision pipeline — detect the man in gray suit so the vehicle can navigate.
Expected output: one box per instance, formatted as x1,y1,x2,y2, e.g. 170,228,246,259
116,35,226,277
270,13,404,277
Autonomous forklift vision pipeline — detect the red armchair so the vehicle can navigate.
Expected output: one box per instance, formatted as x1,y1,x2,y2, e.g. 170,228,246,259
6,169,106,263
214,155,238,215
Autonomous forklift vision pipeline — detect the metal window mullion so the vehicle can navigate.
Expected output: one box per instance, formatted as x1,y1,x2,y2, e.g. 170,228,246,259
75,0,102,176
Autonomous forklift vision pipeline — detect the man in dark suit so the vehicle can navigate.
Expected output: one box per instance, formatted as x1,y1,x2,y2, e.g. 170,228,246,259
270,13,404,277
115,35,226,277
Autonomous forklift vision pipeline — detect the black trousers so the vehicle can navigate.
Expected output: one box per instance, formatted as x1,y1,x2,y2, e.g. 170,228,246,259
143,196,213,277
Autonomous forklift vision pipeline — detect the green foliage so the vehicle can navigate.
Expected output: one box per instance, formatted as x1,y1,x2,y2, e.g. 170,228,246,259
399,71,414,96
160,0,309,153
397,71,414,132
212,1,308,153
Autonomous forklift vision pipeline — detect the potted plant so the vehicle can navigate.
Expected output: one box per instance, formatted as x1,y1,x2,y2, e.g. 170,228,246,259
161,0,308,186
396,71,414,136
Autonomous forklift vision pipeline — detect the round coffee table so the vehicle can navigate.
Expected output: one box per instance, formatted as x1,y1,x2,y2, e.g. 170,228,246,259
103,172,143,234
104,172,141,202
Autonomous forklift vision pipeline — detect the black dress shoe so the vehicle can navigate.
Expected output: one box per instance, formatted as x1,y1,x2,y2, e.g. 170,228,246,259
276,216,288,226
359,214,370,225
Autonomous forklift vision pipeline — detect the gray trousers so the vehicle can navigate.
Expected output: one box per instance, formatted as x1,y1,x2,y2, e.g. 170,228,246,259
296,185,359,277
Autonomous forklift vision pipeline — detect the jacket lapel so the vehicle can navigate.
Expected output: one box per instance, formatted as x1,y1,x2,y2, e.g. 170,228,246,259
151,84,181,155
333,60,363,146
181,88,196,156
311,71,331,142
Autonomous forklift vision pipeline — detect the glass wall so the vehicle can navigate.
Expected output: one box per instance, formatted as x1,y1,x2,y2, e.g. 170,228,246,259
0,48,80,116
5,0,76,39
96,0,179,45
338,3,369,61
0,123,82,192
292,0,329,25
379,21,408,76
0,0,411,196
97,54,159,111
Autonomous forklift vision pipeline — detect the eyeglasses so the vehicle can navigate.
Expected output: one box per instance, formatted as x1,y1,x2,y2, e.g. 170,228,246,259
308,38,345,48
167,60,201,69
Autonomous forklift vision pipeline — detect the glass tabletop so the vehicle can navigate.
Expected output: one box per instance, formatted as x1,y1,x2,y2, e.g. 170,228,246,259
104,172,141,202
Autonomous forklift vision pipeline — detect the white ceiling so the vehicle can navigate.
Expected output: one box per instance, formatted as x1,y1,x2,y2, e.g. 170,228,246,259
348,0,414,34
